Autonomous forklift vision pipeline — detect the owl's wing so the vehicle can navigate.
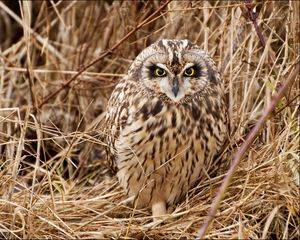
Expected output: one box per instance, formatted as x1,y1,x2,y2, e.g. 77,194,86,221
102,78,132,173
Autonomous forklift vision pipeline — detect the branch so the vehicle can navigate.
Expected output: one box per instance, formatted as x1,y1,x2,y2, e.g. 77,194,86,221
275,92,300,115
244,0,265,48
196,62,299,240
244,0,275,64
36,0,172,111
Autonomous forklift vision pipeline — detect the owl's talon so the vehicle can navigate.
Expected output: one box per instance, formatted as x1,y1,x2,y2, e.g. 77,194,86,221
152,200,167,221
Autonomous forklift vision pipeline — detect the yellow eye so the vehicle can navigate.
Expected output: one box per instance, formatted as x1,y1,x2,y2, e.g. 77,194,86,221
155,67,167,77
184,67,195,77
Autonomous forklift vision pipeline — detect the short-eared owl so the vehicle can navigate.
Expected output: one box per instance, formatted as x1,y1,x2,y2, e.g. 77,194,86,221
103,39,227,218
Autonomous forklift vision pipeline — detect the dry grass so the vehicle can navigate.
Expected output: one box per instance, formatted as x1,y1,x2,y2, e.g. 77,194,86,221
0,1,299,239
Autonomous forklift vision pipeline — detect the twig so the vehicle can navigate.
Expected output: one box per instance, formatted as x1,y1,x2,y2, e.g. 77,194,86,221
36,0,172,112
244,0,275,64
196,62,299,240
244,0,265,48
275,92,300,115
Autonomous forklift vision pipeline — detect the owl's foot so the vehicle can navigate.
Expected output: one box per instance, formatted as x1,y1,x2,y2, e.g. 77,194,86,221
152,201,167,222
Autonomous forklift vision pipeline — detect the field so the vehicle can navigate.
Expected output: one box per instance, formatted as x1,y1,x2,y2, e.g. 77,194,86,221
0,1,299,239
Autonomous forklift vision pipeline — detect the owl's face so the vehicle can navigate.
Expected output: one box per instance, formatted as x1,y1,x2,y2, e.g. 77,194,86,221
128,39,219,102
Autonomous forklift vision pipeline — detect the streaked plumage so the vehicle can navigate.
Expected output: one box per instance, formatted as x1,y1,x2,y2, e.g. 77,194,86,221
103,39,228,218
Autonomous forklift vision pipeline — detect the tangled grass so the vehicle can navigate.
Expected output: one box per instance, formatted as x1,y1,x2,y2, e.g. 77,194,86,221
0,1,299,239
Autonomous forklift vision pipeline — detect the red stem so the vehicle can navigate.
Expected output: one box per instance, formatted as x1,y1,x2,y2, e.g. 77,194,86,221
196,62,299,239
36,0,172,111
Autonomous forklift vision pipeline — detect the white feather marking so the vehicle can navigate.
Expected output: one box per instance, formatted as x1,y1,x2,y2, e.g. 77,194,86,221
156,63,171,74
182,63,195,73
159,77,189,102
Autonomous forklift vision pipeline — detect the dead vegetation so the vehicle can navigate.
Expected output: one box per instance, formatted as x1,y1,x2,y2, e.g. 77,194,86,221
0,1,299,239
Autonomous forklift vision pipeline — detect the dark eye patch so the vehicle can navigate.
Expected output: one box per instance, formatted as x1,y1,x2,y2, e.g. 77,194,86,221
148,65,157,77
184,65,200,78
148,65,167,77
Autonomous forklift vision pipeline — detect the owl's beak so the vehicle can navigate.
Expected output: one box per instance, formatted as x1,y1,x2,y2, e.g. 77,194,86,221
172,77,179,97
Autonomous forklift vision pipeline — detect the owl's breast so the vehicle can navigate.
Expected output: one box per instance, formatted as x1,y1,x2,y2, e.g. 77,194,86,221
114,95,221,170
113,93,227,205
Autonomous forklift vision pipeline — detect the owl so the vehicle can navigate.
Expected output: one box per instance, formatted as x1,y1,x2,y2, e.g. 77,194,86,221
103,39,228,219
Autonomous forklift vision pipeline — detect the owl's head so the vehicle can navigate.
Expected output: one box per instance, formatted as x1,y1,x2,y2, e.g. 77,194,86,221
128,39,220,102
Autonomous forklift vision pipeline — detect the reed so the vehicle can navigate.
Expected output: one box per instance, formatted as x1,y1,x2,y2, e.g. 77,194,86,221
0,1,299,238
